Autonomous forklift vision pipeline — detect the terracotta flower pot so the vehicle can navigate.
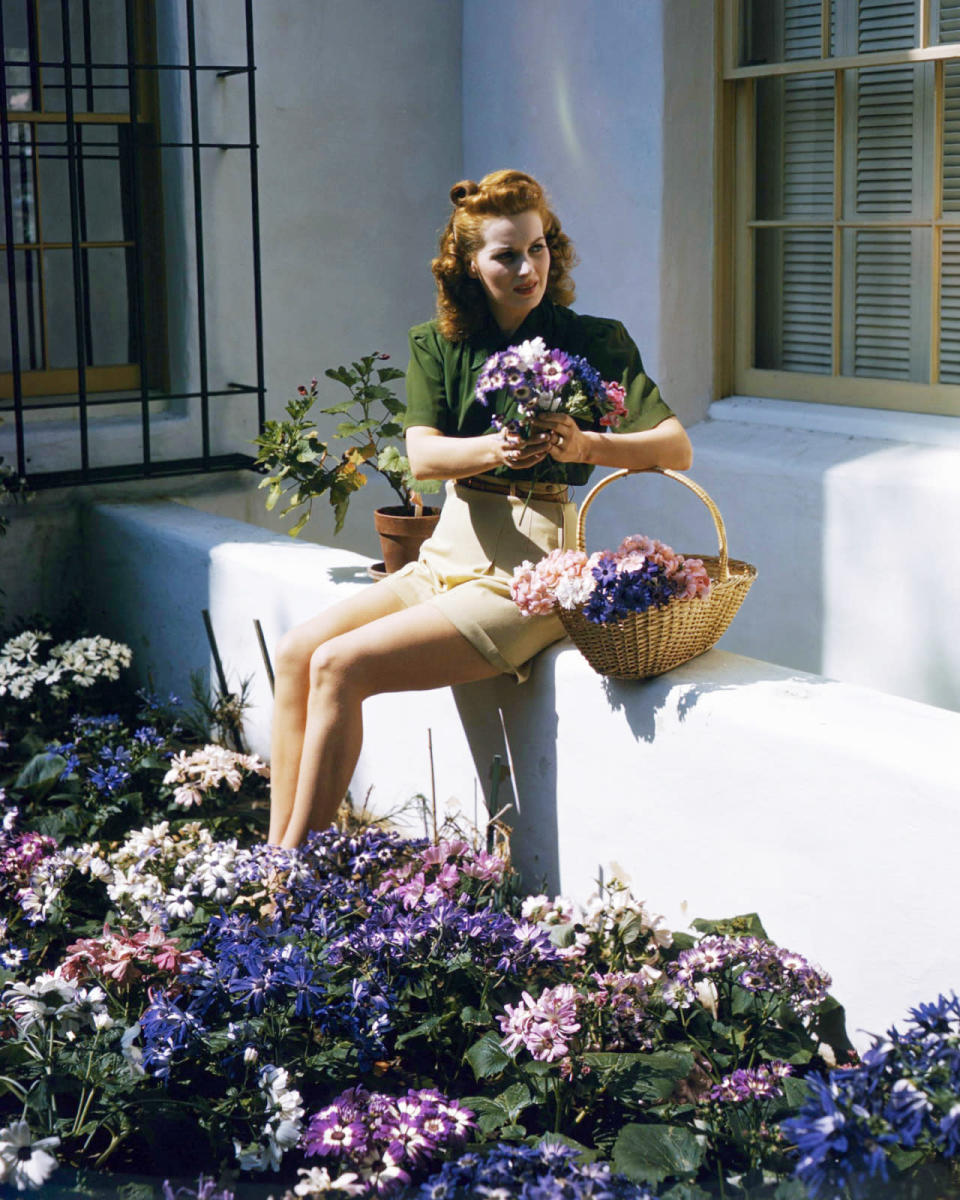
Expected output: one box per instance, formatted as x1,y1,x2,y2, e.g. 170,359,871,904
373,506,440,574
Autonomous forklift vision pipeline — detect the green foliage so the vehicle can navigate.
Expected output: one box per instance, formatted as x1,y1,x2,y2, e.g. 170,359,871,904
253,353,441,537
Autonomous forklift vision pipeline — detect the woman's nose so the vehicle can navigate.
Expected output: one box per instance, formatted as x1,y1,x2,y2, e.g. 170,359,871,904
517,256,532,276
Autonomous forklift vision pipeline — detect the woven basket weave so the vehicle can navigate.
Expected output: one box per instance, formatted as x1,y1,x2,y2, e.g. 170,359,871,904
558,468,757,680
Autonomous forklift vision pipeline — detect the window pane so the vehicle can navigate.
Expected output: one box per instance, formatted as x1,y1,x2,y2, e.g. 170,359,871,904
757,73,834,219
939,230,960,382
0,250,44,372
0,124,38,245
850,65,921,217
43,247,135,369
742,0,824,65
37,0,128,65
38,0,130,114
849,229,914,379
755,227,833,373
2,0,35,111
857,0,918,52
86,247,134,365
36,126,128,244
940,0,960,43
943,61,960,211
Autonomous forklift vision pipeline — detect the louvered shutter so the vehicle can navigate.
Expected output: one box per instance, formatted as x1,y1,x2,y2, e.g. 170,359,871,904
755,2,834,373
942,0,960,43
940,231,960,382
838,1,930,379
939,2,960,380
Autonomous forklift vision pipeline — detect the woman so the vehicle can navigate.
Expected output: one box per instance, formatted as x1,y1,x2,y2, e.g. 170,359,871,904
268,170,692,849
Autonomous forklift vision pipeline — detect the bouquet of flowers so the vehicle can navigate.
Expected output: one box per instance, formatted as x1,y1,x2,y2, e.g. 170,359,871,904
475,336,627,436
511,534,711,626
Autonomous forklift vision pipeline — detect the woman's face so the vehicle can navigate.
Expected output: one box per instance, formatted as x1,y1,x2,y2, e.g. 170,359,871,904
469,210,550,333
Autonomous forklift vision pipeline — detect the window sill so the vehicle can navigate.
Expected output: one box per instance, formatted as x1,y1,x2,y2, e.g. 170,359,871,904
709,396,960,450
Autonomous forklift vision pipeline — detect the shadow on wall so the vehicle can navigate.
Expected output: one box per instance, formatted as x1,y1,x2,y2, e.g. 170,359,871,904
453,665,560,893
453,643,835,896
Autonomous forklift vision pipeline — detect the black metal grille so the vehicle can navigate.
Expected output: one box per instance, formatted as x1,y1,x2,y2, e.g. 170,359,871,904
0,0,265,488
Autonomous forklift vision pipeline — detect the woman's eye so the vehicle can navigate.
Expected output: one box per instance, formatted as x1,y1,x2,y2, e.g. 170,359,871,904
531,243,546,253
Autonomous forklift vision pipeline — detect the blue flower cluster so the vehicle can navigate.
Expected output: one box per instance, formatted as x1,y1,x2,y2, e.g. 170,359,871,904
583,555,678,626
783,993,960,1198
141,906,395,1079
411,1141,658,1199
88,745,133,795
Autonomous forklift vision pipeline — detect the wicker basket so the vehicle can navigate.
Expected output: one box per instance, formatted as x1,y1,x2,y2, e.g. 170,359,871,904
558,468,757,679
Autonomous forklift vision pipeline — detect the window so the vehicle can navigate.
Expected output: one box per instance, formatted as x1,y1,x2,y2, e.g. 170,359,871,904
721,0,960,415
1,0,264,485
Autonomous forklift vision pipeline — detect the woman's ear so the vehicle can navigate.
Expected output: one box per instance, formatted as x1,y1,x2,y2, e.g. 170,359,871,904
467,260,478,277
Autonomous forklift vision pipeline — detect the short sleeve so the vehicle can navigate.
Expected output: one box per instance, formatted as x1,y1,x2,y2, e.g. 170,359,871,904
583,319,674,435
403,325,449,433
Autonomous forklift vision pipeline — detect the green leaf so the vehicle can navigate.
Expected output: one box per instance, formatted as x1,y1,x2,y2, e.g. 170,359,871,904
613,1123,705,1186
460,1006,492,1027
779,1074,811,1110
808,994,857,1060
464,1031,511,1081
659,1184,714,1200
691,912,769,939
335,418,379,438
288,509,311,538
15,752,67,793
377,366,406,383
318,399,357,416
494,1081,532,1120
395,1015,443,1047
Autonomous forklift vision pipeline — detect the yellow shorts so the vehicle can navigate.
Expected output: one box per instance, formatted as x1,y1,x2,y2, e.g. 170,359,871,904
382,480,577,682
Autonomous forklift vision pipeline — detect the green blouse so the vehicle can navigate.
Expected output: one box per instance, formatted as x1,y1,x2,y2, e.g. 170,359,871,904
403,299,674,485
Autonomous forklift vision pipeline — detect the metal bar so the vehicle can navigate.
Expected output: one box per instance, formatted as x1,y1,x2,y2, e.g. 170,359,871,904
0,385,259,412
1,240,137,250
253,619,274,695
125,0,151,470
15,132,39,369
27,2,41,113
81,0,94,110
244,0,265,431
21,452,257,488
75,125,95,367
185,0,209,463
0,4,27,477
201,607,246,753
3,60,254,72
61,0,90,475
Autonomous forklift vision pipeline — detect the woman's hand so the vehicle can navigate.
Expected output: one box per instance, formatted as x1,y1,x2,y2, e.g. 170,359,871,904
497,426,553,470
531,412,588,463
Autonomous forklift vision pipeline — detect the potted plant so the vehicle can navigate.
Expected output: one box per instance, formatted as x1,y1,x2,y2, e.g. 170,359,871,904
253,352,442,572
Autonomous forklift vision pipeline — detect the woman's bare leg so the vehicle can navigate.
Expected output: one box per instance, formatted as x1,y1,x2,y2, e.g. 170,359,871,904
278,603,500,849
268,582,408,844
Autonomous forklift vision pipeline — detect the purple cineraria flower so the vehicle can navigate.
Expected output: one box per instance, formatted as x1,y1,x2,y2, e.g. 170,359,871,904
302,1112,369,1158
710,1062,793,1103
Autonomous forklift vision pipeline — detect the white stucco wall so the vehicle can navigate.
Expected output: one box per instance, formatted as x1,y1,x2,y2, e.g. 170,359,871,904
462,0,665,392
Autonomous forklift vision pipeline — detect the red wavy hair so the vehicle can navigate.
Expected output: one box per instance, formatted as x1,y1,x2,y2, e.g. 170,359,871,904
431,169,577,341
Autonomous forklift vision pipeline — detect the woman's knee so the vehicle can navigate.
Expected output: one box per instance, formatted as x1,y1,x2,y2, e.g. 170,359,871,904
307,637,361,695
275,625,323,682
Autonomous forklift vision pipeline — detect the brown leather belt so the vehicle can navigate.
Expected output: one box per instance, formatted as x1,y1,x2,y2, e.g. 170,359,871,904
457,474,570,502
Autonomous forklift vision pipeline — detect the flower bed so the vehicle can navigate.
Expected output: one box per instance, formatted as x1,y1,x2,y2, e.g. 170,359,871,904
0,629,957,1198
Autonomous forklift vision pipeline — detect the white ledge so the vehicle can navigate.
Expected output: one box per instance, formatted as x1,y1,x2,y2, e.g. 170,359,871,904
81,498,960,1048
710,395,960,449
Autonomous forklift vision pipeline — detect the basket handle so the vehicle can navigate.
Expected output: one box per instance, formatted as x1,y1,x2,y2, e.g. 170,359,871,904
576,468,730,581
